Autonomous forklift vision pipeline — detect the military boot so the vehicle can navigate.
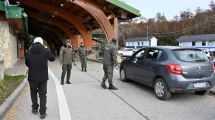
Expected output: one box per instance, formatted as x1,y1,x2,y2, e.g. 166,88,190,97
82,67,83,72
61,79,64,85
66,80,71,84
85,68,87,72
109,84,118,90
100,81,107,89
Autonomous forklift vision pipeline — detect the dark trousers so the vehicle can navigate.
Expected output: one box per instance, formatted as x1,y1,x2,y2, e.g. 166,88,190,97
29,81,47,115
102,64,114,85
61,64,72,81
80,57,87,69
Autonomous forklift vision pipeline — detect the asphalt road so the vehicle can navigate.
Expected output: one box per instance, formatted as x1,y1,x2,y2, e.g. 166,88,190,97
4,57,215,120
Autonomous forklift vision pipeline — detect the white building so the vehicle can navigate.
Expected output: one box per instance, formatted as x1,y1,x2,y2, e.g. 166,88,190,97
125,36,158,48
176,34,215,52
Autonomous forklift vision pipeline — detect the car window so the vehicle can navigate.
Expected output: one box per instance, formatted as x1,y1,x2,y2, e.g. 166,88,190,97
133,49,145,61
172,49,208,62
119,48,125,51
145,49,163,61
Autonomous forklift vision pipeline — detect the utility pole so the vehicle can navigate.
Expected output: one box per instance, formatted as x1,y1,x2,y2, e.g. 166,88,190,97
147,26,148,46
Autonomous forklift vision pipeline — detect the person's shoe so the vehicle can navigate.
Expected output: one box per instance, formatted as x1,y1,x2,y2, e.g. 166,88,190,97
82,68,83,71
100,81,107,89
109,84,118,90
32,109,38,114
85,69,87,72
40,113,47,119
66,81,71,84
61,80,64,85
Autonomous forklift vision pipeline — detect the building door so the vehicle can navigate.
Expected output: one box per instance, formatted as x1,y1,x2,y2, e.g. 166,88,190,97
20,41,25,57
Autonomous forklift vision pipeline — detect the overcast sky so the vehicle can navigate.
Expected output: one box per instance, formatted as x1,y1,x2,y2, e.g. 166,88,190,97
124,0,213,20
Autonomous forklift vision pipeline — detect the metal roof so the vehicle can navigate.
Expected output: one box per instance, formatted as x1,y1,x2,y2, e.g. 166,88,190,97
125,36,155,42
105,0,141,17
176,34,215,42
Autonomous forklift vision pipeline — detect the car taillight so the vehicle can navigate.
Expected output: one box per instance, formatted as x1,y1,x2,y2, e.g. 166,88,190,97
166,64,182,75
213,64,214,73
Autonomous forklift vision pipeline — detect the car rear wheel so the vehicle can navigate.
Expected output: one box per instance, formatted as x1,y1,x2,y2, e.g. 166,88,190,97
154,78,171,100
195,90,210,95
120,68,129,82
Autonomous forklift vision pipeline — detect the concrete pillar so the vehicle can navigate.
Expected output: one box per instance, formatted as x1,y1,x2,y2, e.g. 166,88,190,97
0,59,4,82
0,21,18,68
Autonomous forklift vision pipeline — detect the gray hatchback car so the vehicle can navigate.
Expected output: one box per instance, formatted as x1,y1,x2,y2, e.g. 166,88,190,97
120,46,215,100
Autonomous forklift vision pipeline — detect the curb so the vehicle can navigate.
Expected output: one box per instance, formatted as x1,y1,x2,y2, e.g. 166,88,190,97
87,59,103,63
0,78,28,120
209,89,215,95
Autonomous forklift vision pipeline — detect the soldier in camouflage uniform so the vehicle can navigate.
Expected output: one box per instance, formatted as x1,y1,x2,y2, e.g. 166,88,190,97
101,38,119,90
78,42,88,72
59,39,76,85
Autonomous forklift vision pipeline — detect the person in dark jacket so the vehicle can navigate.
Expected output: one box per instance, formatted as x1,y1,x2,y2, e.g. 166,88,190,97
25,37,55,119
78,42,88,72
101,37,119,90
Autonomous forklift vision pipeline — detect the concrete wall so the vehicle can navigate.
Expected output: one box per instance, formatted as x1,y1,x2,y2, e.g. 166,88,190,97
0,21,18,68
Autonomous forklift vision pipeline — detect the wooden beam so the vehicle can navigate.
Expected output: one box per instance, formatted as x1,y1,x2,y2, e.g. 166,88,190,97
76,9,84,15
68,4,76,12
16,0,92,50
107,13,114,20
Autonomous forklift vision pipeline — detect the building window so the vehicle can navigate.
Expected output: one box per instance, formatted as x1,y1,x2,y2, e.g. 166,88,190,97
192,42,196,46
132,42,134,46
209,41,213,46
138,42,140,45
202,41,206,46
142,42,144,45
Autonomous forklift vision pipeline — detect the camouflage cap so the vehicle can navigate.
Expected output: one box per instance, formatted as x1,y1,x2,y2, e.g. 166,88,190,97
112,37,117,43
66,39,71,43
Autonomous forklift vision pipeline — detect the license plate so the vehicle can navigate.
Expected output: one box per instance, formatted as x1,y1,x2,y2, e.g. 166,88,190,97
194,82,206,88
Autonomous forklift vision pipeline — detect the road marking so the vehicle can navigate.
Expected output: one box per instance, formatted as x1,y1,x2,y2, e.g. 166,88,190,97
48,68,72,120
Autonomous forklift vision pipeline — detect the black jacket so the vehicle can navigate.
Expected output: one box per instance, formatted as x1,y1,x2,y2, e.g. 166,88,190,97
25,42,55,82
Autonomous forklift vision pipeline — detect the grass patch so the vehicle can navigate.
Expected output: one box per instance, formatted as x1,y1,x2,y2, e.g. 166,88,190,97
0,75,26,105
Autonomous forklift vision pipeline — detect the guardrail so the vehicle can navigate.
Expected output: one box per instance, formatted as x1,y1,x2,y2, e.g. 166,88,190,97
0,59,4,82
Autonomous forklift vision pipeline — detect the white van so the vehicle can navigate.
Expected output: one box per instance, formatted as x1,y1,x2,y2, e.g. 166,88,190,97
118,48,134,57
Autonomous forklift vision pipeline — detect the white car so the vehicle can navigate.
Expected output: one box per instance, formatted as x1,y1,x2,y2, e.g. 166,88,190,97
118,48,134,57
213,58,215,63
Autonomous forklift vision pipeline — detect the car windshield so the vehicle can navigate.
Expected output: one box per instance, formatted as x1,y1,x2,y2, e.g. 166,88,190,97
119,48,125,51
172,49,208,62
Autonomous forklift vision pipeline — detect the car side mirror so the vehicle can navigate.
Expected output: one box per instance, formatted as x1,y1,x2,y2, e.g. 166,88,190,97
133,58,138,63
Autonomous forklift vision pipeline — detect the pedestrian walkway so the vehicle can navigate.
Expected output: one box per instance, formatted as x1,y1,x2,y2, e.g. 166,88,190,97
3,58,145,120
3,57,215,120
5,58,27,76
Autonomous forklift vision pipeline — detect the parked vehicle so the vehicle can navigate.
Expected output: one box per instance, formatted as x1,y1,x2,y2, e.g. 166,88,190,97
213,58,215,63
120,46,215,100
202,49,211,60
118,48,134,57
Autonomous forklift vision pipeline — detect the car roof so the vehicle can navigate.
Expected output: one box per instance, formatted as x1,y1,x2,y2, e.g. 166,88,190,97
145,46,202,50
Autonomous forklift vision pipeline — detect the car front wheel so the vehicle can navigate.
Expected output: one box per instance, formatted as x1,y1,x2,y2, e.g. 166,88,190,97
154,78,171,100
120,68,129,82
195,90,210,95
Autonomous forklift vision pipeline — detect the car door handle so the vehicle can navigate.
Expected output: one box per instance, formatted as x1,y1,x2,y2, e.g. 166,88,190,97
152,66,156,69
